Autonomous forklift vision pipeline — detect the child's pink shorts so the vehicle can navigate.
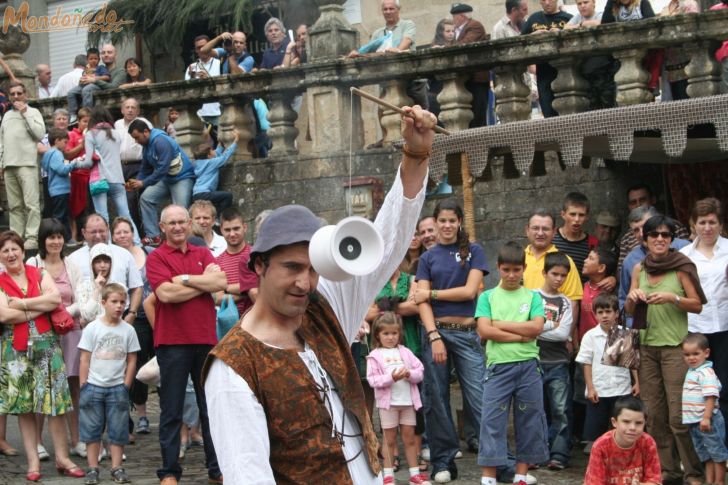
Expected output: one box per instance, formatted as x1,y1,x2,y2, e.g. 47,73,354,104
378,405,417,429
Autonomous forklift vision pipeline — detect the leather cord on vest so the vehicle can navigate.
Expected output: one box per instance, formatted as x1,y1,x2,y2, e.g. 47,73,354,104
306,348,366,464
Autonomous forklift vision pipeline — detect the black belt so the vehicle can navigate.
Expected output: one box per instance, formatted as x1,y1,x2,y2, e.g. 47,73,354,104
121,160,141,166
435,320,476,331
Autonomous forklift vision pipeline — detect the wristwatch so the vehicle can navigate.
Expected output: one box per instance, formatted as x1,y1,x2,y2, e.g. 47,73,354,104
181,274,190,286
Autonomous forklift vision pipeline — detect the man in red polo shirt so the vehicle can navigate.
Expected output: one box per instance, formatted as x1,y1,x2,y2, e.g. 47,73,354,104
146,204,227,485
214,207,258,314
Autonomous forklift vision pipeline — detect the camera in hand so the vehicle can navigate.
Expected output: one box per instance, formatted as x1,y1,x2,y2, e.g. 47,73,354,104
223,38,233,50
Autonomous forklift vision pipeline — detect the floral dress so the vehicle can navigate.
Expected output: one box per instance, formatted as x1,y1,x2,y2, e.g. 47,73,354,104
0,288,72,416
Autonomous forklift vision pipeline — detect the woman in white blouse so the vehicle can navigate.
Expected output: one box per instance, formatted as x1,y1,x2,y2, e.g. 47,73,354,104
680,197,728,425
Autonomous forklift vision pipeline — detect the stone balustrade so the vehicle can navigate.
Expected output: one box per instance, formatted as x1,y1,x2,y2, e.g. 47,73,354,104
33,8,728,161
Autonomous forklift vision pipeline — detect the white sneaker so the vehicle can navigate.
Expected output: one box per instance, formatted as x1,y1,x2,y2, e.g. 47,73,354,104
179,446,186,459
420,448,430,461
71,442,87,458
98,447,108,462
37,444,49,461
433,470,451,483
24,239,38,251
455,450,463,459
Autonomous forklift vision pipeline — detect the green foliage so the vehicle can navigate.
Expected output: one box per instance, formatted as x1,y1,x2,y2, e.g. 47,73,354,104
87,0,255,51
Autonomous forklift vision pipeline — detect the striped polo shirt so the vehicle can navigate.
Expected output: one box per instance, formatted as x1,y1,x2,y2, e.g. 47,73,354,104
682,361,721,424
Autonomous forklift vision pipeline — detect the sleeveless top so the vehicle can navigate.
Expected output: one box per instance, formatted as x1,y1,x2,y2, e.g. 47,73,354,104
0,265,52,350
639,270,687,346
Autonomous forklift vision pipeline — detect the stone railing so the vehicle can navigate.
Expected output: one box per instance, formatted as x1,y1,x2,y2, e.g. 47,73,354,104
34,7,728,161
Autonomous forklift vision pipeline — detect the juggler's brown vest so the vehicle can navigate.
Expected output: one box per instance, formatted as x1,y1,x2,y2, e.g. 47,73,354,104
202,293,380,484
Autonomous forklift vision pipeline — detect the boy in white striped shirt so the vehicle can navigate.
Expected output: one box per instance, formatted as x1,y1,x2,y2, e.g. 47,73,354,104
682,332,728,485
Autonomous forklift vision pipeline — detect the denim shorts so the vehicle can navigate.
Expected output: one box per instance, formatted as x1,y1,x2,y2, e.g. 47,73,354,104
478,359,549,467
79,383,130,445
688,411,728,463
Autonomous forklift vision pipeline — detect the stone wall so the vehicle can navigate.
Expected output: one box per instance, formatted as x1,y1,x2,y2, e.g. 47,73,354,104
218,148,662,287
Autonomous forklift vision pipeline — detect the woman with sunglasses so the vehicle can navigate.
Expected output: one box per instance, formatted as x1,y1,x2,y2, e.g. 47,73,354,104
625,215,706,485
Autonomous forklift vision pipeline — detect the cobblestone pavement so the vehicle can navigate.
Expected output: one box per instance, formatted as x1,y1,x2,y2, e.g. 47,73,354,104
0,389,591,485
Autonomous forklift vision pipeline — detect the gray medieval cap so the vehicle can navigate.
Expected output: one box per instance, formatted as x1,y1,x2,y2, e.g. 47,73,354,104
249,205,323,270
450,3,473,14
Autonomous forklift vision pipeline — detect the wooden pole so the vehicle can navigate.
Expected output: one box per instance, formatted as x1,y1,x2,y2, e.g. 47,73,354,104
351,87,451,136
460,152,476,242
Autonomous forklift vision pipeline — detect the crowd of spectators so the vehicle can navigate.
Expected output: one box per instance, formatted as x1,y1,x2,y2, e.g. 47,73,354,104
0,5,727,484
353,0,726,122
0,7,329,256
0,0,723,175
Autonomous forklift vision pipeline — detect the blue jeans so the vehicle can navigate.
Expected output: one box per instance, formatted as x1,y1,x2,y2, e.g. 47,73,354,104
67,83,101,117
79,383,130,445
584,395,628,442
156,344,220,481
140,178,193,238
689,411,728,463
479,359,549,467
91,182,141,246
542,363,572,464
49,194,71,240
192,191,233,219
421,328,485,476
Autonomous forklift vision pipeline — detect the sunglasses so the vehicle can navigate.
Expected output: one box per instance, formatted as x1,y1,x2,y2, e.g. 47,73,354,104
646,231,673,239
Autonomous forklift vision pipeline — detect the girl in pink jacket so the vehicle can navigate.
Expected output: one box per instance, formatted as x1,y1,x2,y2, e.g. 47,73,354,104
366,312,429,485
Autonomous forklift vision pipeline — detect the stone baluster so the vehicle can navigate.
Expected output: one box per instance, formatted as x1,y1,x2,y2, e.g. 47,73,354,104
685,40,722,98
550,58,590,115
308,4,358,61
492,64,531,123
304,2,361,153
173,104,205,158
380,79,413,144
436,73,476,239
613,48,654,106
218,96,257,159
267,91,300,157
306,85,362,153
436,73,473,131
0,25,35,98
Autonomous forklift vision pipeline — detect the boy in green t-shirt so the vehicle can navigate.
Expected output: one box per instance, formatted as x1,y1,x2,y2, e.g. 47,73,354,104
475,241,549,485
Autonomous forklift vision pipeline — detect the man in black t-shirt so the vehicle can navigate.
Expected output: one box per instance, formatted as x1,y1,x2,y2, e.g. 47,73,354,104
521,0,572,117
